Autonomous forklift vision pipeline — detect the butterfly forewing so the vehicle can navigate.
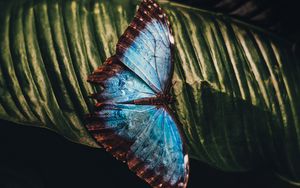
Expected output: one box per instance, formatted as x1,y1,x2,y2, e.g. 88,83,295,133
116,0,174,93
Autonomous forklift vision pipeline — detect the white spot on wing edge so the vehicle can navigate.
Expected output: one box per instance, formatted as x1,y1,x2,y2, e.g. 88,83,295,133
184,154,189,166
169,33,175,44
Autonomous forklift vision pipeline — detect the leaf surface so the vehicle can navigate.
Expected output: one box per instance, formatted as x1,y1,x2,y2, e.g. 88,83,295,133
0,0,299,184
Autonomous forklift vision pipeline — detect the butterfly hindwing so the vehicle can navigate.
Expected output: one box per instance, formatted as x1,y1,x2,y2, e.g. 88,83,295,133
86,104,189,187
116,0,174,93
87,104,156,160
127,107,189,188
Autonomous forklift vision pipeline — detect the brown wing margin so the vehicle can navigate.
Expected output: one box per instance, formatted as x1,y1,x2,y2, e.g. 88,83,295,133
117,0,174,55
116,0,175,94
86,56,133,161
87,56,123,87
127,106,189,188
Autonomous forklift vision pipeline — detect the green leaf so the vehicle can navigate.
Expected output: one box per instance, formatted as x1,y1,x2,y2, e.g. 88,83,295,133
0,0,299,185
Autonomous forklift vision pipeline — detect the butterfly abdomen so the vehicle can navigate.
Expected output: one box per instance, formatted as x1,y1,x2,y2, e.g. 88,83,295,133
119,94,173,106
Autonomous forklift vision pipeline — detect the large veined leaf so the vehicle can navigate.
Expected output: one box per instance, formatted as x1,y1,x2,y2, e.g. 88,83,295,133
0,0,299,185
171,0,300,43
172,0,281,30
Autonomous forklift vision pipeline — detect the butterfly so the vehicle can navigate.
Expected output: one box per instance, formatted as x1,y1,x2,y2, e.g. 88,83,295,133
86,0,189,187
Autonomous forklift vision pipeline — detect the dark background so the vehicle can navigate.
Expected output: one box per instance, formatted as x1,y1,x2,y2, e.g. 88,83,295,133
0,119,297,188
172,0,300,43
0,0,299,187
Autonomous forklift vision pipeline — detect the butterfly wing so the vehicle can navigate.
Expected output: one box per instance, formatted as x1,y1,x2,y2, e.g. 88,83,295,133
88,56,155,104
87,0,189,187
116,0,174,93
86,104,189,187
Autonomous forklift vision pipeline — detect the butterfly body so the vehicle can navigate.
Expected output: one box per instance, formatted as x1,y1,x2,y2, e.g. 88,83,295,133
120,94,174,106
86,0,189,187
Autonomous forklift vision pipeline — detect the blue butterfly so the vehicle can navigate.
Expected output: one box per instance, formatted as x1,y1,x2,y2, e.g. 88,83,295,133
86,0,189,187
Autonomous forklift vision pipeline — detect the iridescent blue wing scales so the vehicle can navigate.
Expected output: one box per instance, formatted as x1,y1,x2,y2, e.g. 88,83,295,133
87,104,188,187
88,56,155,103
116,0,174,93
86,0,189,187
87,104,156,160
127,107,189,187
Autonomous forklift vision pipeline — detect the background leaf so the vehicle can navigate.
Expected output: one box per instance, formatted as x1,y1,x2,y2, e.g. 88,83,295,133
171,0,300,42
0,0,299,185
